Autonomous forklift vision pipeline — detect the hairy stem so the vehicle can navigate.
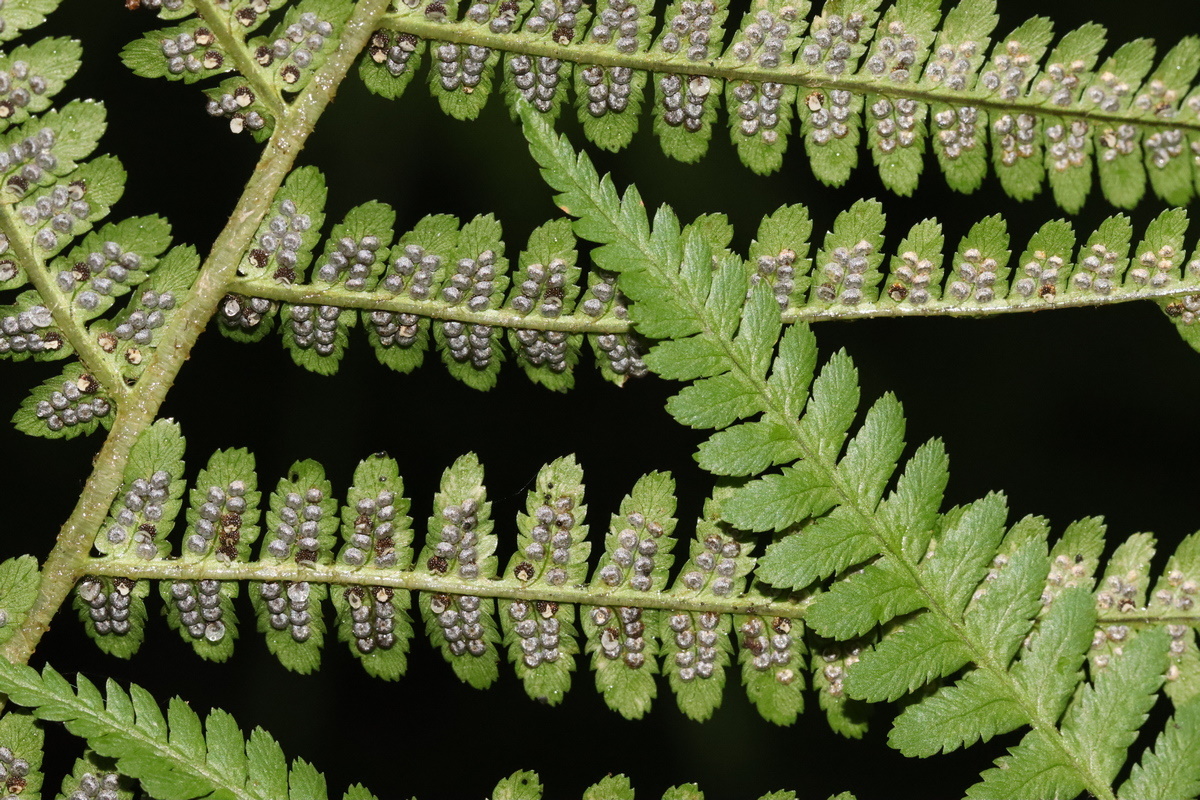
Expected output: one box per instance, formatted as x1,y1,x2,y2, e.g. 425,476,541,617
0,0,393,666
82,557,810,618
231,273,1200,330
227,276,629,332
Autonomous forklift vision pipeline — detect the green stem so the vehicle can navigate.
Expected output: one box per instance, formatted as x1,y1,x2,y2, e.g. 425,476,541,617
230,273,1200,331
0,209,128,401
192,0,287,119
228,277,630,332
0,0,394,667
83,557,811,618
383,12,1200,135
1097,609,1200,626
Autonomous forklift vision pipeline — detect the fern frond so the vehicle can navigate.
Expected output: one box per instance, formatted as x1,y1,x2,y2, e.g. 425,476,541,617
0,660,345,800
519,103,1200,798
208,0,1200,210
124,0,1200,208
216,158,1200,390
0,681,858,800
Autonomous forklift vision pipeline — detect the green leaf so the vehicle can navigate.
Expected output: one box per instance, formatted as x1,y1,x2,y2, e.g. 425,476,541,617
505,218,583,391
417,453,500,689
723,0,808,175
239,166,327,282
95,418,186,560
0,38,83,135
583,775,634,800
205,710,248,796
890,667,1024,756
947,214,1011,303
695,419,800,477
650,0,730,163
738,609,806,726
920,493,1008,613
0,555,40,646
765,324,818,420
333,454,414,681
1063,628,1170,786
51,215,174,322
0,290,71,362
252,459,337,674
799,1,882,188
807,559,923,639
747,203,813,312
0,710,43,799
732,282,782,379
122,18,234,84
289,758,328,800
0,0,61,42
1011,219,1076,302
967,727,1083,800
864,0,941,197
666,371,760,430
584,471,677,719
798,351,859,463
501,5,579,121
5,99,106,181
0,661,333,800
1011,587,1096,722
1095,531,1156,613
432,214,509,390
429,23,500,120
757,506,873,589
247,727,289,799
846,613,971,702
662,784,703,800
574,0,655,152
646,336,731,381
283,201,395,375
1120,699,1200,800
59,751,132,800
359,29,425,101
501,456,588,705
75,421,185,655
106,244,199,380
877,438,948,560
722,462,836,533
810,199,887,306
881,218,946,307
836,393,905,510
817,678,871,739
986,17,1054,201
179,447,261,566
368,213,459,373
661,498,751,721
492,770,543,800
257,0,352,96
75,576,148,659
962,535,1047,664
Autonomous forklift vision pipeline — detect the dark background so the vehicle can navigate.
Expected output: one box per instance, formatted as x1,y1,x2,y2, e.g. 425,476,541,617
4,1,1200,797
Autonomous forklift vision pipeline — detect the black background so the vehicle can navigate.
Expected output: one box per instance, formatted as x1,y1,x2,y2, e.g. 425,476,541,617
4,1,1200,797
